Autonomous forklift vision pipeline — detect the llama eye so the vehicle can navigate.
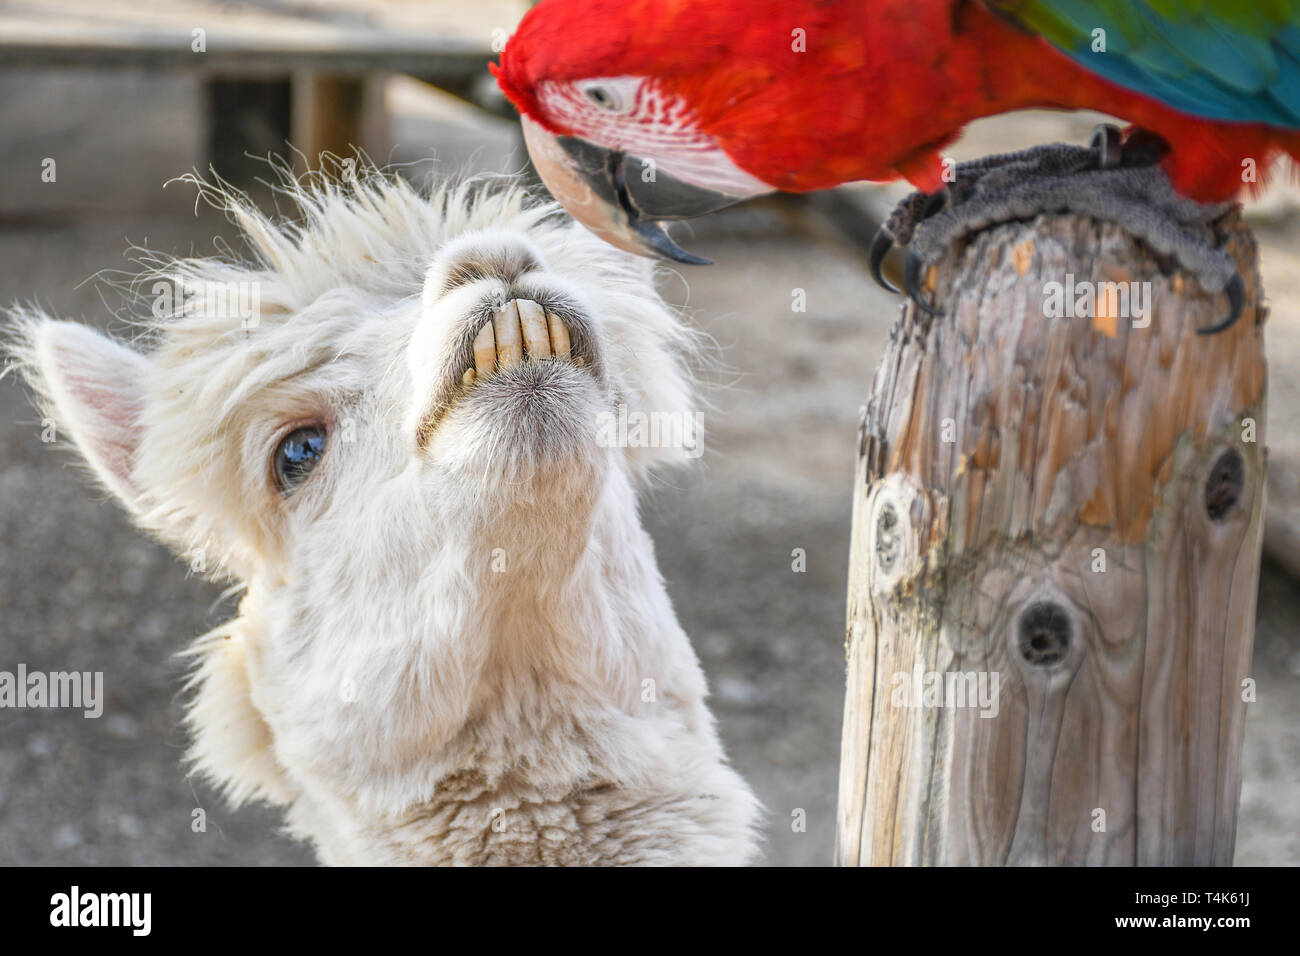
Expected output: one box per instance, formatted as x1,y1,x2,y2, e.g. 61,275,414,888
273,425,327,495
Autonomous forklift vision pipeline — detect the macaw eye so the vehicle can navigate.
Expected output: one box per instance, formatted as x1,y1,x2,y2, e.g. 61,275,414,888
273,424,327,495
581,82,623,111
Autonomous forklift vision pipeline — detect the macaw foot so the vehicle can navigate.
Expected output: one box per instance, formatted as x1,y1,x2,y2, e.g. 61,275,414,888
870,125,1245,334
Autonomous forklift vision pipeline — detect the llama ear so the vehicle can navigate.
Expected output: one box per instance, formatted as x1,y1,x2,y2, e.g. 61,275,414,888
26,320,151,514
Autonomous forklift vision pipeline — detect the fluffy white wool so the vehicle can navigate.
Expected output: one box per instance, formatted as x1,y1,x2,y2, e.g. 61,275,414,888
6,164,761,865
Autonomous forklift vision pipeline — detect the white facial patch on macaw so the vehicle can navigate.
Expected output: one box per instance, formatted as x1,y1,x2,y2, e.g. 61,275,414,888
537,75,773,197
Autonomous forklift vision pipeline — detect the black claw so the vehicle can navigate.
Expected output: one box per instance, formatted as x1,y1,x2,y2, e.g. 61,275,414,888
1090,124,1123,169
1197,273,1246,335
1120,128,1171,167
904,251,943,317
918,187,950,222
869,228,901,293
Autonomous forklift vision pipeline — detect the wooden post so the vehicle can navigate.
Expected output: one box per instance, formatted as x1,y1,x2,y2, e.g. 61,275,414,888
291,71,390,168
835,211,1267,866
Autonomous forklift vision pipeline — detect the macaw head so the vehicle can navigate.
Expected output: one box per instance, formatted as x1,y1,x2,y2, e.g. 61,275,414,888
492,0,787,263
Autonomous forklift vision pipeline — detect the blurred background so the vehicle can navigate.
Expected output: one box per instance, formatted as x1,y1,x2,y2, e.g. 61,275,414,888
0,0,1297,866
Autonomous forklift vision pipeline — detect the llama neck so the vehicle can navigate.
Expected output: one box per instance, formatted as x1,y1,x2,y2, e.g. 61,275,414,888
461,465,687,720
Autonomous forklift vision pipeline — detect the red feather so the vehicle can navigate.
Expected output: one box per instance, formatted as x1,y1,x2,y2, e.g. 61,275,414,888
496,0,1300,202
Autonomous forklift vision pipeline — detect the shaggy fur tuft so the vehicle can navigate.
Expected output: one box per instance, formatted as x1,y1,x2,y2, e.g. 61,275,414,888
5,162,761,865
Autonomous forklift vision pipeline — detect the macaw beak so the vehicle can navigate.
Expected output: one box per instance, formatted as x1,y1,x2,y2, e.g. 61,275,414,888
521,115,745,265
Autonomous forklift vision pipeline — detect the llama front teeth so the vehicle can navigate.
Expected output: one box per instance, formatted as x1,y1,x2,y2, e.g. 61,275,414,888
492,301,524,369
465,298,577,382
547,307,571,359
518,299,551,360
472,321,496,377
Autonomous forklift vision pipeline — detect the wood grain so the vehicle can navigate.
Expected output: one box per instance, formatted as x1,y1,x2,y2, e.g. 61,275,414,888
836,211,1267,865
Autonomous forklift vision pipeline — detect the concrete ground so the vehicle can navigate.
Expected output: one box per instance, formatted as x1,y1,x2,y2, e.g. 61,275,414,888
0,68,1296,866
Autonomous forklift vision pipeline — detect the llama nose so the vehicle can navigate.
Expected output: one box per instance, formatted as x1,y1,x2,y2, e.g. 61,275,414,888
438,239,544,293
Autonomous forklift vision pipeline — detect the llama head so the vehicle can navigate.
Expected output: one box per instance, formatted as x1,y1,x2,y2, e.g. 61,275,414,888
7,168,705,813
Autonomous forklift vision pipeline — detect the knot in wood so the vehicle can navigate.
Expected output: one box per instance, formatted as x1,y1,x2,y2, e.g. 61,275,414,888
1017,602,1072,667
1204,449,1245,522
876,503,901,572
867,475,928,597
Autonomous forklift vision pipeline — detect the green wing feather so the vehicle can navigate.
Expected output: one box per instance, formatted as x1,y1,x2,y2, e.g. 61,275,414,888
984,0,1300,126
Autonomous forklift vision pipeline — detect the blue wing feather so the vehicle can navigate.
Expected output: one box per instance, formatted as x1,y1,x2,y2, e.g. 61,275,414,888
988,1,1300,128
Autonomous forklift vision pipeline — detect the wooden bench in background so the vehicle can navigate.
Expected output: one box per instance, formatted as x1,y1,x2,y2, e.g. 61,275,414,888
0,0,530,169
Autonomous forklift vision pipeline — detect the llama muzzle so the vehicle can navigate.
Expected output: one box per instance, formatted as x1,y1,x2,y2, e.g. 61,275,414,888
463,298,588,387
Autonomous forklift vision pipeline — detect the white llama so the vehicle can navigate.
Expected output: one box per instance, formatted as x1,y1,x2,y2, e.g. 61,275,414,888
7,167,760,865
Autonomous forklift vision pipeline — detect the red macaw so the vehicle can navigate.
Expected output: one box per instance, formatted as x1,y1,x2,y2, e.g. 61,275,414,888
492,0,1300,271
